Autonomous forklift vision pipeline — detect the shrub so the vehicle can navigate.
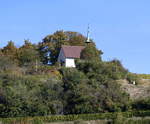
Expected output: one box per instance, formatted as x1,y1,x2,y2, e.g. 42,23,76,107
74,119,88,124
112,113,127,124
32,119,44,124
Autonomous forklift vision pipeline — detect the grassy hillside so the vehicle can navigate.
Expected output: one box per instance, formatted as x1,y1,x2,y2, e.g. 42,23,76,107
137,74,150,79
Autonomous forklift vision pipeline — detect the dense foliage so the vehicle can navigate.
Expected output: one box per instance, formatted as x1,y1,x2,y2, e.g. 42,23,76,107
0,30,149,118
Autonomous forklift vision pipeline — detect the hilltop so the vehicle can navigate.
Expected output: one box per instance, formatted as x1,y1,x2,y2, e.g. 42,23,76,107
0,30,149,118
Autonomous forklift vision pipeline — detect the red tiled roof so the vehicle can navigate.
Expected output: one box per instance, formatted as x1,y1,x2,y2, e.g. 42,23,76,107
62,45,85,58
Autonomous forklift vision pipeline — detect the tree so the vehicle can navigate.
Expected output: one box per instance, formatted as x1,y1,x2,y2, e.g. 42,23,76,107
2,41,18,63
80,43,103,61
38,31,68,65
64,31,86,46
18,40,40,66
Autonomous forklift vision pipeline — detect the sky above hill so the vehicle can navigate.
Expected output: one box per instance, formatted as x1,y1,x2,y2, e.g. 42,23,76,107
0,0,150,74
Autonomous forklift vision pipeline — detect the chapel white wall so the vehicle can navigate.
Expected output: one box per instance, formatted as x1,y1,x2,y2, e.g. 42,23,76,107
65,58,76,67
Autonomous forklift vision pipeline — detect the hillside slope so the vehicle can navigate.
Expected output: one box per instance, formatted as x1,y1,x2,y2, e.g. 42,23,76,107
118,79,150,100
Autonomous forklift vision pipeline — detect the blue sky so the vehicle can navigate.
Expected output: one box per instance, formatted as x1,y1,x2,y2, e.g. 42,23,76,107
0,0,150,74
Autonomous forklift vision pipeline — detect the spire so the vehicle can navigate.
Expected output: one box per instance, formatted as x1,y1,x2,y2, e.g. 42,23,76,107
86,24,91,43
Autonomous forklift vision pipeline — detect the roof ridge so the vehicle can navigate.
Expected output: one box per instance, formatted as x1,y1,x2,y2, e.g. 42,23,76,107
62,45,85,47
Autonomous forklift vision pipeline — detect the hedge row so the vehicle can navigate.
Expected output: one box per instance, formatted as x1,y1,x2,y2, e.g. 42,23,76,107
137,74,150,79
126,119,150,124
0,111,150,124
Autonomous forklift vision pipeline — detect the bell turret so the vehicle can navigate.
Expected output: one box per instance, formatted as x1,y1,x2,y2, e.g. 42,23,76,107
85,24,91,44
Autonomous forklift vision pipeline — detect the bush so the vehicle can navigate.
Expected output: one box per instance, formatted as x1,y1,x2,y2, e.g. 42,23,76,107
74,119,88,124
32,119,44,124
132,98,150,111
126,119,150,124
112,113,127,124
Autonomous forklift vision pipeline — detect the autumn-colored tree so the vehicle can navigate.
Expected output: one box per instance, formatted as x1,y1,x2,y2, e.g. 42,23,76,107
38,31,66,64
64,31,86,46
2,41,18,63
